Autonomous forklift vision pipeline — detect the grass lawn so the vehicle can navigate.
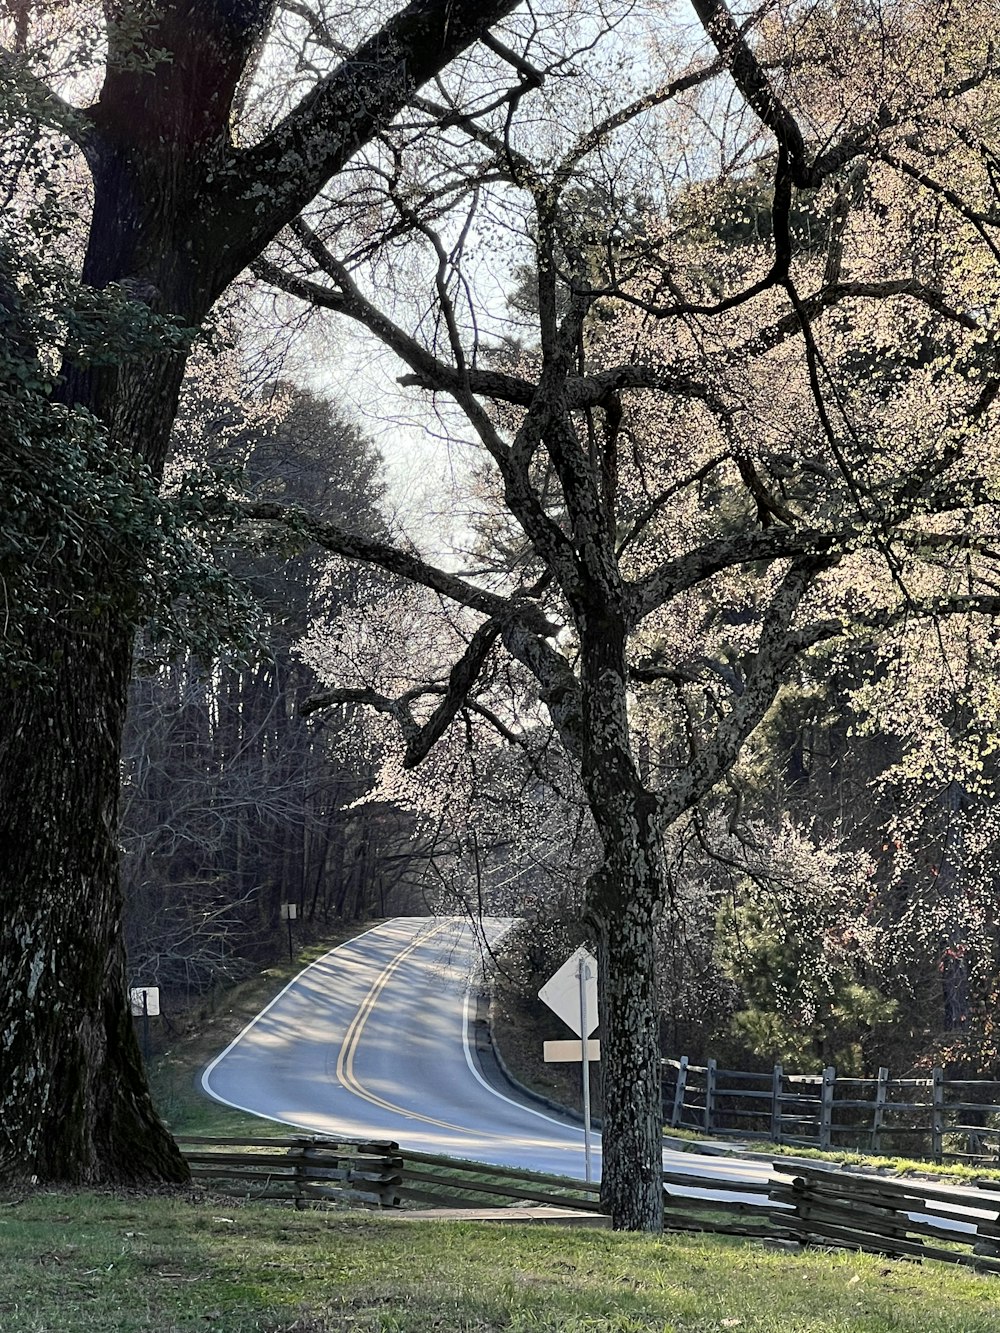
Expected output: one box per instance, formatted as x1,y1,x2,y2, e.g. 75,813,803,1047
10,927,1000,1329
4,1188,1000,1332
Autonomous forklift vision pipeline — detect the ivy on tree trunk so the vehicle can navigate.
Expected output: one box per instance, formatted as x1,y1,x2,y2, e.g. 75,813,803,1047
0,0,521,1188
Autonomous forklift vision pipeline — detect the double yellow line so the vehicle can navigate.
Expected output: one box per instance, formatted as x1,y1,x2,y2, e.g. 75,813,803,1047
335,920,503,1138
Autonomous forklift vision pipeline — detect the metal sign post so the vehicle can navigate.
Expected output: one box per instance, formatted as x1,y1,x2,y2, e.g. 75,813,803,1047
538,945,600,1183
578,953,594,1183
280,901,298,963
129,985,160,1062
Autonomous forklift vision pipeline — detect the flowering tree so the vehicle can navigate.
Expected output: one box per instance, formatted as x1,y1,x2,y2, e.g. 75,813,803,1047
251,0,1000,1228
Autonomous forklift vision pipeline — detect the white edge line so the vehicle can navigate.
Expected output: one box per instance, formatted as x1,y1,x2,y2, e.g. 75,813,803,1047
201,914,598,1151
199,918,394,1124
459,923,599,1143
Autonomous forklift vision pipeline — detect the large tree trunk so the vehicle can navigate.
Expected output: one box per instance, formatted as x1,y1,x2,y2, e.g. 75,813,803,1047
591,848,665,1231
578,611,665,1231
0,248,196,1183
0,0,242,1180
0,606,187,1183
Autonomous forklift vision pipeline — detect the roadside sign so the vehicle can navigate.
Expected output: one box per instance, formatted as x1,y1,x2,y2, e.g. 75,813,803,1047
129,986,160,1016
538,945,598,1036
544,1039,601,1062
539,945,600,1183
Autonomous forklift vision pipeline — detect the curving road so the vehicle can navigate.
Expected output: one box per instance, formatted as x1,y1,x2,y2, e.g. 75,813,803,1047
201,915,1000,1238
201,915,772,1196
204,916,594,1175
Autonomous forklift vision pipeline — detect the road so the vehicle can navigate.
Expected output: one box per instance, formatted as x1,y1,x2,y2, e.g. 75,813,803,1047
201,915,772,1196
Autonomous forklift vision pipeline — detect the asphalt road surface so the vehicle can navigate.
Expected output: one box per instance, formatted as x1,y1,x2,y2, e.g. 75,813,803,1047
201,915,1000,1236
201,915,774,1197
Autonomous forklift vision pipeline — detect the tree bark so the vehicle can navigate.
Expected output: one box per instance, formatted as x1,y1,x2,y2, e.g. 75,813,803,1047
591,853,665,1231
0,607,187,1183
0,0,521,1188
577,610,666,1231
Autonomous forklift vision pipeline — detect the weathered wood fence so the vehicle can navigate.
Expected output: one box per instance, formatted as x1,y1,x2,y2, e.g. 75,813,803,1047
178,1135,1000,1275
663,1058,1000,1163
178,1136,600,1212
180,1136,404,1208
771,1159,1000,1275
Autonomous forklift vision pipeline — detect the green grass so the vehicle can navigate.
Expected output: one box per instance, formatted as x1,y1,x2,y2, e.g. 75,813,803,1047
12,931,1000,1329
3,1189,1000,1332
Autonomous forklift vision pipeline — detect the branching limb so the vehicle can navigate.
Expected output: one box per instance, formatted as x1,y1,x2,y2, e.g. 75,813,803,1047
254,269,586,604
617,452,729,557
253,254,533,408
301,684,418,732
659,557,825,822
217,0,522,284
500,619,585,761
401,619,502,767
691,0,878,188
239,499,558,638
303,619,505,769
630,524,841,622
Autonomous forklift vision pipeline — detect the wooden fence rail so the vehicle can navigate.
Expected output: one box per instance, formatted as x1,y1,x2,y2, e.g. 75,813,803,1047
179,1135,404,1208
178,1135,1000,1275
770,1160,1000,1275
663,1059,1000,1163
178,1136,601,1212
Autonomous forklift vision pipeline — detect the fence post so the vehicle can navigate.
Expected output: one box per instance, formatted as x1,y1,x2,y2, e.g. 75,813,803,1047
704,1057,717,1133
291,1138,313,1209
870,1066,889,1153
671,1056,689,1129
770,1063,783,1143
932,1067,945,1164
819,1066,836,1150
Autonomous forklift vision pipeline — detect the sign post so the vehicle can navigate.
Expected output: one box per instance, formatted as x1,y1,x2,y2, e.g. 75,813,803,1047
577,951,594,1184
280,901,298,963
129,985,160,1062
538,945,600,1182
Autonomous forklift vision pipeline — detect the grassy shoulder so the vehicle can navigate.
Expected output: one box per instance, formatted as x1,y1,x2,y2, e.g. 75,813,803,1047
4,1189,1000,1333
658,1126,1000,1185
148,922,374,1139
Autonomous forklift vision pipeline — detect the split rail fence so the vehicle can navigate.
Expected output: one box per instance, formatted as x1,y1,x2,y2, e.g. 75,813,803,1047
178,1136,601,1212
178,1135,1000,1275
664,1057,1000,1163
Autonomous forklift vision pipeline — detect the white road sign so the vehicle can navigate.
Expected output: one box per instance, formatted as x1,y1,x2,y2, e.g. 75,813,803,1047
543,1039,601,1062
538,945,598,1037
129,986,160,1016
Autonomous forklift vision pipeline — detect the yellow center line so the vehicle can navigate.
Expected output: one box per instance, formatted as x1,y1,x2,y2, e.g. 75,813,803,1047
335,920,508,1138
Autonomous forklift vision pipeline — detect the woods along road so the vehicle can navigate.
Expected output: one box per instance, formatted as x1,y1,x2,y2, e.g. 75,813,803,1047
201,915,769,1196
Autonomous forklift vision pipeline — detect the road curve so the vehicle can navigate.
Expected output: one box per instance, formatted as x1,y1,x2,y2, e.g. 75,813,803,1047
202,915,1000,1237
203,916,595,1176
201,915,778,1196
